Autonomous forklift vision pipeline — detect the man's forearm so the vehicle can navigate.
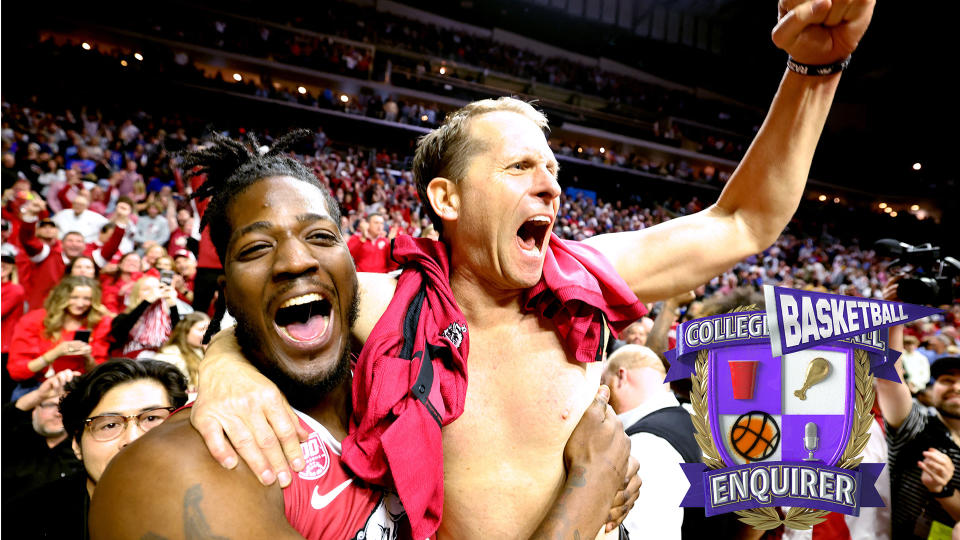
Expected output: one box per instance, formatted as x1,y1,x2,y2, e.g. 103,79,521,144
530,466,609,540
716,69,842,249
935,490,960,522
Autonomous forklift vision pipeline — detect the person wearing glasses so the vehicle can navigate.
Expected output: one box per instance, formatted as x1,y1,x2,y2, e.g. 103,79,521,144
2,358,187,539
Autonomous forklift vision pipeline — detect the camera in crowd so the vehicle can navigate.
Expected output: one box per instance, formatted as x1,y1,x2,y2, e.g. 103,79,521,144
875,239,960,305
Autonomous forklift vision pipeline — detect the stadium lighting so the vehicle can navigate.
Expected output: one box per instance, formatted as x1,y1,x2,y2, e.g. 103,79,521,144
833,198,840,203
912,162,922,171
297,86,307,94
890,211,898,217
120,60,128,67
134,53,144,61
884,207,892,214
232,73,242,82
911,204,920,211
340,94,349,103
599,147,605,154
81,42,91,50
818,195,826,202
421,114,429,122
439,67,446,75
878,202,887,209
576,147,583,153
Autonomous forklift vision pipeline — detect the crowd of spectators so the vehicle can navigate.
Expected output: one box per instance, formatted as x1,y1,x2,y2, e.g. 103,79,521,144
75,1,758,157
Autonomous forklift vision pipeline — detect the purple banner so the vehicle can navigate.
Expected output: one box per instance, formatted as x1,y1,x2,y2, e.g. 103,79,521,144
763,286,941,360
681,462,886,517
665,310,901,382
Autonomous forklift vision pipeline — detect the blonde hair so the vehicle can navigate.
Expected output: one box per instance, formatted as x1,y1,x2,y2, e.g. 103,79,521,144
163,312,210,387
42,276,104,340
604,344,665,378
125,275,159,313
412,97,549,233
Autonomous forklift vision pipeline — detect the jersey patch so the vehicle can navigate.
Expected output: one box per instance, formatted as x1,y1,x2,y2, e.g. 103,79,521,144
298,431,331,480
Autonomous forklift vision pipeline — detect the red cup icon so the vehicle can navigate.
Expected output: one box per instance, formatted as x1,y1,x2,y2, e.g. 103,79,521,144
729,360,759,400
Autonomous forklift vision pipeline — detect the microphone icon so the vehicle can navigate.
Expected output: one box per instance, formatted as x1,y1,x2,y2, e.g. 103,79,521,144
803,422,819,462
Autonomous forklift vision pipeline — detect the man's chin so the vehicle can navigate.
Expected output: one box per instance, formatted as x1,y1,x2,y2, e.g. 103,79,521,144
235,321,350,411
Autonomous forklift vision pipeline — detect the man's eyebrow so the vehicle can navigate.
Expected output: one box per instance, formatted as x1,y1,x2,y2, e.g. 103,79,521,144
296,213,335,225
234,221,272,238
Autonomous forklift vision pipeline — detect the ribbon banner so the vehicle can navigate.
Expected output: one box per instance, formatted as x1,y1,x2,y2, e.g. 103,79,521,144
763,285,941,361
665,311,902,383
681,462,886,516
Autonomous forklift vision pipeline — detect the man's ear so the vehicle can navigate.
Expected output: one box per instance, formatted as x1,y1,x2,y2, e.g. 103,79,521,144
72,438,82,461
426,177,460,222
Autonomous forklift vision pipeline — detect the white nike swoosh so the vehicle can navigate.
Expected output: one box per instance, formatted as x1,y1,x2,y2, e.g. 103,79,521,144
311,479,353,510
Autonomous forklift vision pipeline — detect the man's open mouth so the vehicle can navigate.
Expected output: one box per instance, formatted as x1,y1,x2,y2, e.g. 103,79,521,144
274,293,333,346
517,216,552,253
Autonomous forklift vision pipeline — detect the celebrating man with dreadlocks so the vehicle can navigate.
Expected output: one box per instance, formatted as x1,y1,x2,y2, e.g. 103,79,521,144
191,3,876,538
89,132,635,539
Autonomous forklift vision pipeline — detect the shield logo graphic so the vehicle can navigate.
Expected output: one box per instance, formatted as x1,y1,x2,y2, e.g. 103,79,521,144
708,343,855,466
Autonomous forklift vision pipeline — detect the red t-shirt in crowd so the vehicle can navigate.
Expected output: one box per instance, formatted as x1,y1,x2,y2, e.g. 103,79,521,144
347,235,396,273
17,221,66,311
1,281,26,354
6,309,113,382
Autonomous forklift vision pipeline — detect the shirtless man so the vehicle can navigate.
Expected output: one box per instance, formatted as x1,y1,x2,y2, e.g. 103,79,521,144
89,133,632,539
193,2,875,538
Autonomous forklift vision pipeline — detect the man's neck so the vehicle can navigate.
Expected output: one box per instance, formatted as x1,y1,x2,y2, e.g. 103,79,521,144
448,265,525,330
302,377,352,442
46,432,67,448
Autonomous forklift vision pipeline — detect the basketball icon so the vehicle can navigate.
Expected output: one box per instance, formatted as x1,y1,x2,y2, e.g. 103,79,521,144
729,411,780,462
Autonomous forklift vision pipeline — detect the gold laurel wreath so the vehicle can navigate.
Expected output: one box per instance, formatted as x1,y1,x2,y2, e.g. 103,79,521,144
689,306,876,531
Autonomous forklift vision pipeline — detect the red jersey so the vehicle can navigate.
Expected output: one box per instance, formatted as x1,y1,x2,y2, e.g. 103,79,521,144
284,412,408,540
1,281,26,354
347,235,396,274
6,309,113,382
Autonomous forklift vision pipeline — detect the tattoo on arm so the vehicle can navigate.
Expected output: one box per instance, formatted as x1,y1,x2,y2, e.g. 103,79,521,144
183,484,231,540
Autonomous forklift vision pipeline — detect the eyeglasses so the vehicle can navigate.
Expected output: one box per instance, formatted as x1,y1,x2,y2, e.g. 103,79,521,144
83,407,176,442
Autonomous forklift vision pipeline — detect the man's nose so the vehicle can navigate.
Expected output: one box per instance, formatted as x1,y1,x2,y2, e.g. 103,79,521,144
273,238,320,279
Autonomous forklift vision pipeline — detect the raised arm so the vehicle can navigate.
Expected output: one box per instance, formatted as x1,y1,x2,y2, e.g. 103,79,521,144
584,0,875,303
90,412,303,540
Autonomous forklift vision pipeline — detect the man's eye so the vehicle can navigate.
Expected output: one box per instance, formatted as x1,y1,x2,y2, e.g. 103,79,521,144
308,231,337,244
238,244,269,258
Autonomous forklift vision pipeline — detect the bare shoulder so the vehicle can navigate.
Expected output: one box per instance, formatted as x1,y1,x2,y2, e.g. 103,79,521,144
90,411,297,540
354,272,398,344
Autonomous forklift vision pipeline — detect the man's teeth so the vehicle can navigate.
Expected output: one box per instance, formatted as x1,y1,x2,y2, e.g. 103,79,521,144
279,293,323,309
528,216,551,224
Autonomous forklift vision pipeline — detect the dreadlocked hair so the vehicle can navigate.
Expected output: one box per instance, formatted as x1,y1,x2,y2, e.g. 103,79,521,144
181,129,341,264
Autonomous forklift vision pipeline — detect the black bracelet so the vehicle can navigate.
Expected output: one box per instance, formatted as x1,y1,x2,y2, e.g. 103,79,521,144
933,484,956,498
786,55,851,76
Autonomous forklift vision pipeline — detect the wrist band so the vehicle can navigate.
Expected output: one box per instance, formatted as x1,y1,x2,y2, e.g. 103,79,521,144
934,484,955,498
787,55,851,76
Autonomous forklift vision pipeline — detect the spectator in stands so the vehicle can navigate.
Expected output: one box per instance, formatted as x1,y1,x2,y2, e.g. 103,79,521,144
109,275,181,359
2,245,26,401
99,251,141,314
141,243,167,273
620,317,653,346
7,276,113,397
5,359,187,539
902,334,932,394
134,200,170,247
66,255,97,279
116,158,142,196
922,334,952,363
51,192,108,242
17,198,89,309
2,370,82,502
347,212,395,273
153,312,210,392
878,325,960,539
172,248,197,304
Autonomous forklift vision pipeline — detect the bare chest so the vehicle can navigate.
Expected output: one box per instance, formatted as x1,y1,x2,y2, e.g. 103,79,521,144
439,317,604,538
